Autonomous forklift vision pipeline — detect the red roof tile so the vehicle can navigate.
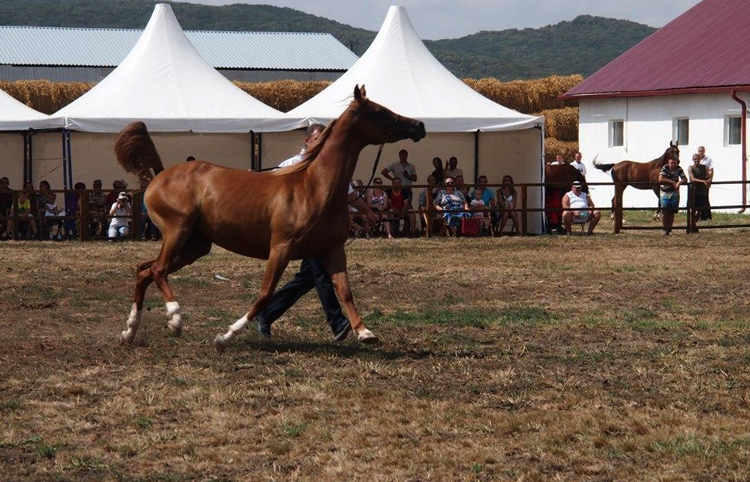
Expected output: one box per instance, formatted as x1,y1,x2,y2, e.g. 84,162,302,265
562,0,750,99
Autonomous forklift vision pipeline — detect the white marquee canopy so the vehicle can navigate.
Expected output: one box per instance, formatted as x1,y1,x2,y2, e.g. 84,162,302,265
288,6,542,132
0,89,62,130
55,4,298,133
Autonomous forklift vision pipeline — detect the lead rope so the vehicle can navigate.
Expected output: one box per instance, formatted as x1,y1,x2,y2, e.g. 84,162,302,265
345,143,386,246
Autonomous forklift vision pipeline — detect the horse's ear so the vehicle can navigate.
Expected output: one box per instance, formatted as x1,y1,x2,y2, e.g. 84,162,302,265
670,140,676,148
361,85,367,98
354,85,362,101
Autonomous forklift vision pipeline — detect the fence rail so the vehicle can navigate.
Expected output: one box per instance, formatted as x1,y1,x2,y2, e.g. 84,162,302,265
1,180,748,240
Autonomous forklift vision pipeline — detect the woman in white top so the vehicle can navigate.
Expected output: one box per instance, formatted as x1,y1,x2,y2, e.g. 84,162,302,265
109,192,132,239
365,177,393,238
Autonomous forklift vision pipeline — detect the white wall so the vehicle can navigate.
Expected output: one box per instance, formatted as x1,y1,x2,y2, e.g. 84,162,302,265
30,132,253,189
579,92,749,211
261,128,545,233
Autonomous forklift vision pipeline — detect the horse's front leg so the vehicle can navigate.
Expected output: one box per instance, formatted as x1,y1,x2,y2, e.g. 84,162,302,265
214,243,291,352
322,246,378,344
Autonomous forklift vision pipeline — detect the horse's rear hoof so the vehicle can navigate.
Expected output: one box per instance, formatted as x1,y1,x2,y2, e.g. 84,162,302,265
357,328,379,345
214,334,230,353
120,331,134,345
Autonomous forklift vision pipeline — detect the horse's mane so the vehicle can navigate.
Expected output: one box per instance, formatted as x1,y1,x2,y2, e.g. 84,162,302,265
273,118,339,176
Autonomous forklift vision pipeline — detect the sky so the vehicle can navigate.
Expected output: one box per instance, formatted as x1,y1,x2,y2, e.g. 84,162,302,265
182,0,704,39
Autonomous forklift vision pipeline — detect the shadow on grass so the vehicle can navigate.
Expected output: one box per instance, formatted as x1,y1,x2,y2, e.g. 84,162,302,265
236,337,435,361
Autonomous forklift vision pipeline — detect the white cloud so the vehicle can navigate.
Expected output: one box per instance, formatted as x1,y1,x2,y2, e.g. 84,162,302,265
181,0,703,39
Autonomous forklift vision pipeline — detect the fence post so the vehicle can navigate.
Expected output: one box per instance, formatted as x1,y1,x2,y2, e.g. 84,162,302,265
686,183,694,234
521,185,528,236
426,187,433,238
614,183,623,234
80,190,90,241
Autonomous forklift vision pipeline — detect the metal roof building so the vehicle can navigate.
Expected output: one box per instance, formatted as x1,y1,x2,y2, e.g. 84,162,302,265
0,26,359,82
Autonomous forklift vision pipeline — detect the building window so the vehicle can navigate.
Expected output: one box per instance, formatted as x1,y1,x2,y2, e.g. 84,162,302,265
673,118,689,145
727,116,742,146
609,120,624,147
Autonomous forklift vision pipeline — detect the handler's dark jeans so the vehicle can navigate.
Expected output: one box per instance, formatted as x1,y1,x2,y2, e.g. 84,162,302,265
258,258,347,334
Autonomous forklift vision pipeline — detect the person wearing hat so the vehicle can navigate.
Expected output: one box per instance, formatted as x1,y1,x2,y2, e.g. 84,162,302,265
562,181,600,235
108,191,132,240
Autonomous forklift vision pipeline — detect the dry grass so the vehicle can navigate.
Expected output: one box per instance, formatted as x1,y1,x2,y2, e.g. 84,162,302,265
2,230,750,481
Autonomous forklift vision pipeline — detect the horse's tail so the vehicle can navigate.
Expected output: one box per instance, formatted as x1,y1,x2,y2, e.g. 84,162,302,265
115,121,164,184
593,155,615,173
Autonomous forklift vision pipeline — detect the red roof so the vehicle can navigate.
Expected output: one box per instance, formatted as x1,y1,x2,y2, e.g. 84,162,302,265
562,0,750,99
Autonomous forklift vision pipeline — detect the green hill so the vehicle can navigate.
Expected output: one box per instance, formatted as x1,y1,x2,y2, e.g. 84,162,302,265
0,0,655,80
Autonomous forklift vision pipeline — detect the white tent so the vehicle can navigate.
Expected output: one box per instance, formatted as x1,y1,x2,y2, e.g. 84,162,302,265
264,6,545,233
288,6,541,132
56,3,296,133
0,89,63,131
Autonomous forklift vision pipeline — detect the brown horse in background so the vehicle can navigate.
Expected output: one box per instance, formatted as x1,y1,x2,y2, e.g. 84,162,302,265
545,164,588,193
115,85,426,351
593,141,680,216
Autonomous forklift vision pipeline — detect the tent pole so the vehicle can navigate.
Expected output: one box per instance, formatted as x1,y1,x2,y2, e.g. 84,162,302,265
67,130,73,188
28,132,34,183
61,130,68,190
473,130,479,184
22,132,29,183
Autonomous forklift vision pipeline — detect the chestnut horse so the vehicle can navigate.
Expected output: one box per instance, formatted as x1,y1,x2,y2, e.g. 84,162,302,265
593,141,680,216
545,164,588,193
115,85,426,351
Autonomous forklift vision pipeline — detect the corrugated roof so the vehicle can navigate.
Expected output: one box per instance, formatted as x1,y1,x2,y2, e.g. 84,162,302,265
563,0,750,99
0,26,358,71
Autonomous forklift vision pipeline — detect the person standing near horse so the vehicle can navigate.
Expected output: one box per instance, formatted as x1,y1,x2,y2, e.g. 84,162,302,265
697,146,713,220
658,156,688,235
255,123,380,341
688,153,710,232
571,152,587,176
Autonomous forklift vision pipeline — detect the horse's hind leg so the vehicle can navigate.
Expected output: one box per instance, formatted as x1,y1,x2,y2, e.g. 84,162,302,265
120,259,156,344
653,189,662,220
214,245,290,352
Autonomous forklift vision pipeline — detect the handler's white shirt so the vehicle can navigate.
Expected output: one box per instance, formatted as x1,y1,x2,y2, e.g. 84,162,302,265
279,149,354,195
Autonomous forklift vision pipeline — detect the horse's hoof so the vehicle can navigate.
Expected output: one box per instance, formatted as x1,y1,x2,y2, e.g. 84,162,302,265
167,320,183,337
120,331,134,345
357,328,379,344
213,334,230,353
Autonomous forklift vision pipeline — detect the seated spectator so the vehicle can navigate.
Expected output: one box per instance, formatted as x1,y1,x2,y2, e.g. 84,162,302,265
387,177,417,237
36,180,52,239
109,192,132,240
551,154,565,165
562,181,601,236
496,176,520,236
470,187,491,232
471,175,497,225
0,177,12,239
545,188,565,234
418,174,441,234
434,177,469,237
366,177,392,238
63,182,85,240
43,187,63,241
105,180,127,208
455,174,471,201
13,190,38,239
348,180,372,238
88,179,107,237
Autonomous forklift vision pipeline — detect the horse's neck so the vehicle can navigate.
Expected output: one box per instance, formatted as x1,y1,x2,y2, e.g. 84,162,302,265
308,116,366,202
652,152,670,168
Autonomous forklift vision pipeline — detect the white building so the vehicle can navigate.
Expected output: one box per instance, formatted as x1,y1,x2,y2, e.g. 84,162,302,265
562,0,749,212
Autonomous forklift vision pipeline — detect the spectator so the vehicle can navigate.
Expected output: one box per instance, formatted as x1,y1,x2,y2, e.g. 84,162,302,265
63,182,85,240
381,149,417,203
349,180,372,238
562,181,601,236
496,176,520,236
551,154,565,165
388,177,417,237
88,179,107,237
430,157,445,185
658,156,687,235
0,177,12,239
688,153,710,232
22,181,40,237
13,190,38,239
434,176,469,237
545,188,565,234
109,192,132,240
571,152,587,176
455,174,471,201
366,177,392,238
697,146,713,220
418,174,440,234
471,175,497,222
105,180,127,209
138,178,160,241
43,185,63,241
186,156,196,162
36,180,51,238
470,187,491,232
444,156,463,179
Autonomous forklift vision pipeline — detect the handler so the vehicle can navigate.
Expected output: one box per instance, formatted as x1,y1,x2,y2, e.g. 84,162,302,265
256,123,378,342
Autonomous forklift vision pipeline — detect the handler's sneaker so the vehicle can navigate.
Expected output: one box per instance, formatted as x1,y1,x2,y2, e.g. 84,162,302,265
333,320,351,342
256,314,272,338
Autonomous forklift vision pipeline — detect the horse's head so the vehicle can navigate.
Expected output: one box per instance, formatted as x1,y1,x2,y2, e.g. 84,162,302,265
350,85,426,145
666,140,681,163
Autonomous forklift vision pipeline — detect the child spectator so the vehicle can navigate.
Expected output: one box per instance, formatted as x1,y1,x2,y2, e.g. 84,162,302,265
63,182,85,240
108,192,132,240
496,176,520,236
14,190,38,239
43,188,63,241
470,188,487,218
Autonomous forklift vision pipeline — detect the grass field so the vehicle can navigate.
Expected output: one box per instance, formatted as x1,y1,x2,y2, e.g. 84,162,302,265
2,229,750,481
